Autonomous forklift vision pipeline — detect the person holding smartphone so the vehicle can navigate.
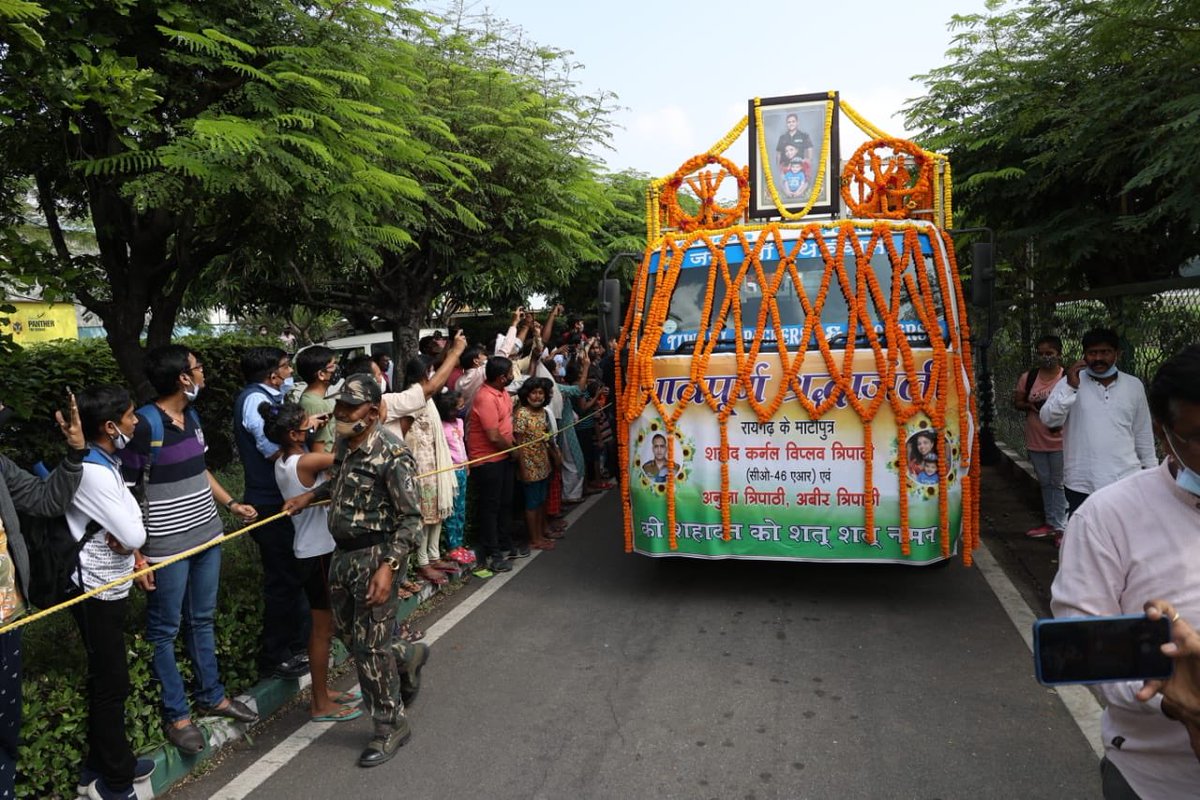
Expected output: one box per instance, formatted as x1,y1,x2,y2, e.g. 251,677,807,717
1138,600,1200,761
0,390,85,797
1051,345,1200,799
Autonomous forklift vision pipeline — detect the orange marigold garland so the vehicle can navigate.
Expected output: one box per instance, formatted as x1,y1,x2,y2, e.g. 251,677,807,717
841,138,934,220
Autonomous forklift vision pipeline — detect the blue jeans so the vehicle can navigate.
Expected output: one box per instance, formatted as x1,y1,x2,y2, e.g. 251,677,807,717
1028,449,1067,530
145,544,225,723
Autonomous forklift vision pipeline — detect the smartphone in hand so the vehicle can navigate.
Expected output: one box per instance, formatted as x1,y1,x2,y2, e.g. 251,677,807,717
1033,614,1173,686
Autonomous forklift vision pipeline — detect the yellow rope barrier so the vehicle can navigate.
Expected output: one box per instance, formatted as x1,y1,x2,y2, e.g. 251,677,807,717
0,402,611,635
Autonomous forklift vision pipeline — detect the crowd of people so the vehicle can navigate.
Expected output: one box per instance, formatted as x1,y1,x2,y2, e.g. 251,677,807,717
0,304,619,797
5,314,1200,799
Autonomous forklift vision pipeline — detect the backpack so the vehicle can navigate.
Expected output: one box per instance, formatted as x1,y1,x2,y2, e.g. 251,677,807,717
20,448,109,610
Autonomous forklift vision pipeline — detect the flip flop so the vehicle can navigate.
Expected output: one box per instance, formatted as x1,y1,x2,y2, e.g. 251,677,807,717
399,580,422,594
546,531,565,540
331,688,362,704
531,541,556,551
312,705,363,723
472,567,494,578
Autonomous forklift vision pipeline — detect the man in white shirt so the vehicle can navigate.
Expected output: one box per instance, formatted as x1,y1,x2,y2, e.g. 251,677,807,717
1051,344,1200,799
1040,327,1156,517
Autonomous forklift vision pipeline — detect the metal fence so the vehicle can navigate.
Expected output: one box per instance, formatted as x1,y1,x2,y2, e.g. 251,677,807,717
985,277,1200,457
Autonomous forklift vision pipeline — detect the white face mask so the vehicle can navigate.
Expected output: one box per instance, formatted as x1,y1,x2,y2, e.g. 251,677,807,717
184,381,201,402
1164,432,1200,496
108,423,131,450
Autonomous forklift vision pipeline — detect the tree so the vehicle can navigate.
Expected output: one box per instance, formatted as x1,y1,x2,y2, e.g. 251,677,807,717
0,0,444,390
552,168,648,319
241,6,625,363
906,0,1200,292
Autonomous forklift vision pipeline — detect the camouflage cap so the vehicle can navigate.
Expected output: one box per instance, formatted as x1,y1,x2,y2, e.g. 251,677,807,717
330,373,382,406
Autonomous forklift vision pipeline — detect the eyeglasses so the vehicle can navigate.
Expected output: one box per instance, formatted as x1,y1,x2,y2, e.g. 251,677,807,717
187,363,204,374
276,362,293,371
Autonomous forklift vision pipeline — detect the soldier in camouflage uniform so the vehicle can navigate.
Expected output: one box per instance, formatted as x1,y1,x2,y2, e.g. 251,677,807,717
283,374,430,768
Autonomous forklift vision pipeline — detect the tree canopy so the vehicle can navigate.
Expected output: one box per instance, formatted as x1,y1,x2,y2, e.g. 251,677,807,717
906,0,1200,291
0,0,637,384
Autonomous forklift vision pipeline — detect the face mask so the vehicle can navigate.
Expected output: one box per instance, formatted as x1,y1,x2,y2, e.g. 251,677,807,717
1037,355,1058,369
184,381,202,402
281,376,295,393
108,424,131,450
376,378,386,391
1164,435,1200,496
335,418,369,438
1086,364,1118,379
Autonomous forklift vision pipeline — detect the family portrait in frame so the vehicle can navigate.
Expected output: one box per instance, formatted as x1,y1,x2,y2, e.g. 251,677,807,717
748,92,840,218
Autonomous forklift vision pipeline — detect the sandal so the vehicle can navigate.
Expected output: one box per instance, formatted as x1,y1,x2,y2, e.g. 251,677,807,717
531,541,556,551
399,580,422,595
396,586,413,600
311,704,363,723
331,688,362,704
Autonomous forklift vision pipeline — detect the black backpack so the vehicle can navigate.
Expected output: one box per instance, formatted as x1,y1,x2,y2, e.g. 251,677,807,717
19,449,108,610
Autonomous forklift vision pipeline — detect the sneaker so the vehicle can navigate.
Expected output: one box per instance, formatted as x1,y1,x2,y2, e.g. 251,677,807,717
510,545,531,559
86,780,136,800
271,653,310,680
78,759,155,796
1024,524,1054,539
490,557,513,573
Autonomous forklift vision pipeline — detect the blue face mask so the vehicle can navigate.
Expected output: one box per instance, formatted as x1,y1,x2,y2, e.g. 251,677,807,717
281,376,295,393
1086,364,1118,379
1164,434,1200,496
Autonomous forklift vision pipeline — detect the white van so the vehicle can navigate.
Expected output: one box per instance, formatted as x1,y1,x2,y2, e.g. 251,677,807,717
317,329,445,361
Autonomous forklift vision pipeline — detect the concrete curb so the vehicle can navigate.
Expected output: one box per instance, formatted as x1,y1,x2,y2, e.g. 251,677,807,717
138,571,455,798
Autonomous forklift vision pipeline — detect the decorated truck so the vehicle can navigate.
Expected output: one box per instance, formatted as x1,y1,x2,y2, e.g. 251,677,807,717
611,91,980,565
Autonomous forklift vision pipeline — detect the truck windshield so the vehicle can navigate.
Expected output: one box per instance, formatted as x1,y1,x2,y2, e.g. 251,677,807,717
652,233,946,354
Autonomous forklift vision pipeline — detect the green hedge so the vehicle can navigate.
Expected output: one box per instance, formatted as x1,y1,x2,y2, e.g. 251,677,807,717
0,333,280,472
16,470,262,799
0,334,271,797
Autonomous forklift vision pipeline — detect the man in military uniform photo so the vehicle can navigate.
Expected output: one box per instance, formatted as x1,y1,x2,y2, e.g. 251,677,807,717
283,374,429,768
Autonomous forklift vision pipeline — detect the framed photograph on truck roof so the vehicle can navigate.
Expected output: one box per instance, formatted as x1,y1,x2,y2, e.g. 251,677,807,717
747,92,840,219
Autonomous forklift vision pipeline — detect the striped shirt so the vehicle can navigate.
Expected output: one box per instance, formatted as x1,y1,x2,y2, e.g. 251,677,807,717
120,405,222,560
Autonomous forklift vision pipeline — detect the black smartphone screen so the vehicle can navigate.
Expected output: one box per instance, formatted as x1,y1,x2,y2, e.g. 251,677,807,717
1035,615,1173,685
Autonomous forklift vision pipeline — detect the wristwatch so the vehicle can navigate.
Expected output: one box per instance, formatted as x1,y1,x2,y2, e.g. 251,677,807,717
382,556,401,572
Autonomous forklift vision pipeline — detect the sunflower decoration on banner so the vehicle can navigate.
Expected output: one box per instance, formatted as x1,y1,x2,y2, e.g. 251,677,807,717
632,420,695,494
840,138,934,220
659,153,750,233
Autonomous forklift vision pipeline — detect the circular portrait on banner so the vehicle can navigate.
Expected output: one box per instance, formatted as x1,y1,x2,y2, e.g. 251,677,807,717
632,420,694,494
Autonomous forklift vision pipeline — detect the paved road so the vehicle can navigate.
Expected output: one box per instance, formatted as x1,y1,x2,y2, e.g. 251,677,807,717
170,482,1098,800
